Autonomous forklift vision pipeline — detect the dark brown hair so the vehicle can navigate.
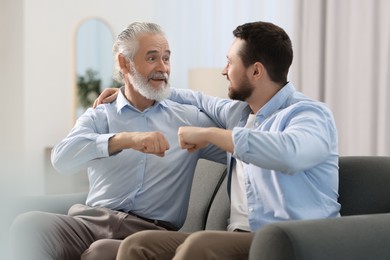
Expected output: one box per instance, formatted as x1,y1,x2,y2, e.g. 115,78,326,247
233,21,293,85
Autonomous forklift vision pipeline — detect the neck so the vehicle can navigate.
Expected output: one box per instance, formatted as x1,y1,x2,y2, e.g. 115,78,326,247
124,84,155,111
247,81,283,114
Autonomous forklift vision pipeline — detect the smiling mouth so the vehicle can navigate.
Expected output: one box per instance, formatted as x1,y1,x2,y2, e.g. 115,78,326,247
148,72,168,82
149,78,167,84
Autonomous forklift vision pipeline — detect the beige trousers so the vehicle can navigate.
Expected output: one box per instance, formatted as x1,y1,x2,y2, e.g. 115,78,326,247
117,230,254,260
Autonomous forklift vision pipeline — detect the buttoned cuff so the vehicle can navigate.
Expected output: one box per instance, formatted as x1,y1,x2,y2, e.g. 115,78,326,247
96,133,116,157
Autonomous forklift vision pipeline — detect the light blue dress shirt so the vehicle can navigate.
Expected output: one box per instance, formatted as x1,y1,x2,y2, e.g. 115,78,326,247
51,88,225,229
170,82,341,231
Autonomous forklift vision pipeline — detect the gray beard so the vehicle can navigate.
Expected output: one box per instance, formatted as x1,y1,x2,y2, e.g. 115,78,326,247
129,68,170,102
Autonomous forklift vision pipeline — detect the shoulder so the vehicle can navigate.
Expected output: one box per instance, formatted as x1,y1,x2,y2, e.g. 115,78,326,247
279,100,336,129
160,99,215,126
284,91,332,114
160,99,202,113
80,101,116,121
290,100,333,115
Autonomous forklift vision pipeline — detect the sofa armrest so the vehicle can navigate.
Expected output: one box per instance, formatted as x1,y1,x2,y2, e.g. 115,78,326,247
249,213,390,260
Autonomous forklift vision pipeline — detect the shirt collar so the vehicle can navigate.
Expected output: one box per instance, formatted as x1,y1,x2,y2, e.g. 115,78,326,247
256,82,295,118
116,86,169,113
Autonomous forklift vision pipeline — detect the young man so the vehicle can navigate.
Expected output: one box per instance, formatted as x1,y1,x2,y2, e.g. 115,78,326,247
9,22,224,260
101,21,340,260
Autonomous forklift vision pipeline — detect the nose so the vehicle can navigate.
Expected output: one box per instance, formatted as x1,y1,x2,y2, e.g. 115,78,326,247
156,59,169,74
221,65,228,76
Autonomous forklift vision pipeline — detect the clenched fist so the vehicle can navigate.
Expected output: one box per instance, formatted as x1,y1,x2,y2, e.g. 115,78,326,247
109,131,170,157
178,126,209,152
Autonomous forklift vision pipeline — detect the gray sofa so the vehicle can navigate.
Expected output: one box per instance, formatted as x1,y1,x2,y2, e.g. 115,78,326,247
5,156,390,259
249,156,390,260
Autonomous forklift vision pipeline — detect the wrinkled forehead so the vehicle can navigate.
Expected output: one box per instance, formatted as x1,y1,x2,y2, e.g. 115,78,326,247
136,33,170,56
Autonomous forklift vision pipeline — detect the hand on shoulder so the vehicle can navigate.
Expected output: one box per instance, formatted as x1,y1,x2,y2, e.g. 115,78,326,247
93,88,120,108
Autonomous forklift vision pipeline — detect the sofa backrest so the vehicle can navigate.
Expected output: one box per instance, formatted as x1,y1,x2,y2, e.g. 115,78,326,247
338,156,390,216
181,156,390,233
204,175,230,230
179,159,227,232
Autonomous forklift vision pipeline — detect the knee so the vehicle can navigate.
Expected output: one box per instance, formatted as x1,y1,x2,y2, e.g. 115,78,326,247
181,231,211,248
117,230,166,260
10,211,48,237
9,211,54,260
174,231,215,259
117,231,189,260
81,239,121,260
121,230,161,249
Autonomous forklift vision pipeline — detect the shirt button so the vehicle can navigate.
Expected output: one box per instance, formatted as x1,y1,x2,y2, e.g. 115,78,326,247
249,208,254,212
140,160,144,164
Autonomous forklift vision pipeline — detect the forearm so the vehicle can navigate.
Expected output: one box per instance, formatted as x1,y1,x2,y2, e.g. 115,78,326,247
108,132,140,155
170,88,230,128
201,127,234,153
109,131,170,157
108,132,129,155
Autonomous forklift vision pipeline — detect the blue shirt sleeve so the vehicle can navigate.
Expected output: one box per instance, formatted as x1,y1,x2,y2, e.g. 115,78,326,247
232,102,337,175
51,106,115,174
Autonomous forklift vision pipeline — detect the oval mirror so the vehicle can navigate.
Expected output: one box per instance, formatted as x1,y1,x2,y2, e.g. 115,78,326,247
75,18,117,118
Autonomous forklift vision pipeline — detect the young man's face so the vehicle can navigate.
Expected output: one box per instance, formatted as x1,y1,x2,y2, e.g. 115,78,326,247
130,34,171,100
223,38,254,101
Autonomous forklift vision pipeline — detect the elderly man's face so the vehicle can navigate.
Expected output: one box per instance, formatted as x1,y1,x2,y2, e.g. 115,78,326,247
131,34,171,90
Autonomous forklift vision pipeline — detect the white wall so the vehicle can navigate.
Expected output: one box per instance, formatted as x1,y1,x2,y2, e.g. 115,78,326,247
0,0,294,195
0,0,25,196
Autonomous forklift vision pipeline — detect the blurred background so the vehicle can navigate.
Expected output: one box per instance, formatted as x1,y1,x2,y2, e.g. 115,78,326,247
1,0,389,196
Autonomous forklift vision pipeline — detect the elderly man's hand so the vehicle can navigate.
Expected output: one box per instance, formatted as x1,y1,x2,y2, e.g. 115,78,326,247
109,131,170,157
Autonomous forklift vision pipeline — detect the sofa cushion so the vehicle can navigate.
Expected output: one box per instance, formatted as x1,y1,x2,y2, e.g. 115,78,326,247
339,156,390,215
179,159,227,232
205,176,230,230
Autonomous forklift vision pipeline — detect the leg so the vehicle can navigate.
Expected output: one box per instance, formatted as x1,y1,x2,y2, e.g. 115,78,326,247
116,230,190,260
173,231,254,260
72,204,173,260
81,239,122,260
9,211,94,260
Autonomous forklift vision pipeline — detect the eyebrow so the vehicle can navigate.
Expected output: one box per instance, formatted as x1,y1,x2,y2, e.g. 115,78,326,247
146,50,171,56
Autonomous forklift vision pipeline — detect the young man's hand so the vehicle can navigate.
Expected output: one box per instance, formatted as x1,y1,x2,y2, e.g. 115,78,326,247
178,127,210,152
178,126,234,153
93,88,120,108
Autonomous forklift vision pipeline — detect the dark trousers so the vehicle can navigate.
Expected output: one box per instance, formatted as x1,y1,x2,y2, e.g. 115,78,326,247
10,204,171,260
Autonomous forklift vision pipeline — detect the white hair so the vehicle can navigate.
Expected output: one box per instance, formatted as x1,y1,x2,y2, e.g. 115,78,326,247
112,22,165,83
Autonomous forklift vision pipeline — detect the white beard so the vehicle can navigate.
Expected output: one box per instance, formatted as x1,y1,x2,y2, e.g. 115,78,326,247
128,67,170,102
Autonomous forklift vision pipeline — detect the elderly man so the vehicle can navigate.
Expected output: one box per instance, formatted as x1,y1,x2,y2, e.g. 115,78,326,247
9,22,224,260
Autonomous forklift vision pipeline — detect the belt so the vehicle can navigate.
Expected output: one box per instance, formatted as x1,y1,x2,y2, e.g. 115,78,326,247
233,229,250,232
122,211,177,231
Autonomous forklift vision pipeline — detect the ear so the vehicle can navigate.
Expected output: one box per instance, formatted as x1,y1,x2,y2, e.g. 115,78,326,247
117,53,130,74
252,62,265,79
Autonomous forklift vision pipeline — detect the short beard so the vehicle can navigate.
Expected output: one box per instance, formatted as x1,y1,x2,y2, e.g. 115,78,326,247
129,67,170,102
228,75,254,101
